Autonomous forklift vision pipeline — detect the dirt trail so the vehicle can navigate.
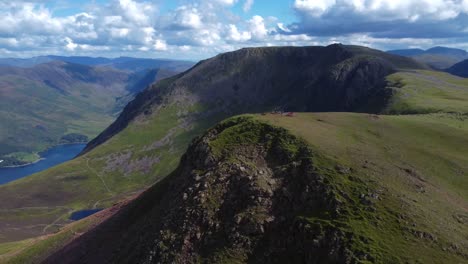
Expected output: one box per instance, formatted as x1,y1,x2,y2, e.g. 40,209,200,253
42,208,73,234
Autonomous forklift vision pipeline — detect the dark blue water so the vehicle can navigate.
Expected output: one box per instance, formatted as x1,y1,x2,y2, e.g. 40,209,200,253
0,144,86,185
70,209,103,221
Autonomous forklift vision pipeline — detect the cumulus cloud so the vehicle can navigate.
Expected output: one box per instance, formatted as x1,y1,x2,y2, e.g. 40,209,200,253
0,0,467,59
227,24,251,42
248,15,268,41
170,6,203,30
292,0,468,38
243,0,254,12
0,3,63,37
294,0,466,20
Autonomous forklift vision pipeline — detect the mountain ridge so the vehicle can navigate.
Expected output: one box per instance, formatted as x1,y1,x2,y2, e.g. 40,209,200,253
82,44,427,154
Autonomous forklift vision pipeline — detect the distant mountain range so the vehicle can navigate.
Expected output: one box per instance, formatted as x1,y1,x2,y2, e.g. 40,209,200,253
0,57,194,167
0,56,194,72
387,46,468,69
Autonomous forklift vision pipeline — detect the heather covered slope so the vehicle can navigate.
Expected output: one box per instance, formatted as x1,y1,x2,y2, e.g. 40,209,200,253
42,114,468,263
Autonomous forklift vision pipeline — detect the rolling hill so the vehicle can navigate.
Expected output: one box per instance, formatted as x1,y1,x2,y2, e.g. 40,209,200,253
0,45,467,263
387,46,468,69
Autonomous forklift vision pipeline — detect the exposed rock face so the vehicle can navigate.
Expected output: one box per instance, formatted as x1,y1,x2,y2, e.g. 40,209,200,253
138,122,347,263
45,117,369,264
82,44,426,154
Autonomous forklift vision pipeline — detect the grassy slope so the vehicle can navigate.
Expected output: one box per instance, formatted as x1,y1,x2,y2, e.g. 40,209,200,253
255,112,467,263
384,70,468,114
1,69,467,262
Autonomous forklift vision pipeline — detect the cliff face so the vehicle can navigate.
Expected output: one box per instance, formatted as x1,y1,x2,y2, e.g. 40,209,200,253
83,44,426,154
45,117,372,264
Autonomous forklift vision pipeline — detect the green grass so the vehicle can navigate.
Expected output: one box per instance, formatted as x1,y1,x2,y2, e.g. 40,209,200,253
384,70,468,114
256,112,468,263
181,115,468,262
3,152,40,164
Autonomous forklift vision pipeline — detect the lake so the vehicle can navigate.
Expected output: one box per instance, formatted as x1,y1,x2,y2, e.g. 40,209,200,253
0,144,86,185
69,209,103,221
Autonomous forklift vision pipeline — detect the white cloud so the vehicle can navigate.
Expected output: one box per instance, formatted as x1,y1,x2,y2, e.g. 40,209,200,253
294,0,336,17
64,37,78,51
214,0,237,6
0,0,467,60
294,0,468,21
172,6,203,30
116,0,154,26
227,24,251,42
248,15,268,41
153,39,168,51
243,0,254,12
0,3,63,36
277,23,291,33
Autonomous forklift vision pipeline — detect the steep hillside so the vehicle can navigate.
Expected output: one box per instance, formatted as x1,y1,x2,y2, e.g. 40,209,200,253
0,45,455,256
40,114,468,263
388,46,468,69
447,59,468,77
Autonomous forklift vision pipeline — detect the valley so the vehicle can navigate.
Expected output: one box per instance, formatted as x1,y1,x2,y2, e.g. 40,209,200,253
0,58,193,167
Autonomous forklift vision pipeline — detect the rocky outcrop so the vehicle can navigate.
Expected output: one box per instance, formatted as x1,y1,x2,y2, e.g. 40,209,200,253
45,117,373,264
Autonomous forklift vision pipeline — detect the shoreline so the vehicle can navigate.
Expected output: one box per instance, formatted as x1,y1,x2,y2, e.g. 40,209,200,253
0,158,46,168
0,142,87,169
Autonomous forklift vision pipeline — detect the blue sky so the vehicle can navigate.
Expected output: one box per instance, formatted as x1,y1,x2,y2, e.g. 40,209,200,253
0,0,467,60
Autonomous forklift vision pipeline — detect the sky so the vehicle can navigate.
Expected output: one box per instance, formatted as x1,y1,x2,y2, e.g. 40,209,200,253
0,0,468,60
